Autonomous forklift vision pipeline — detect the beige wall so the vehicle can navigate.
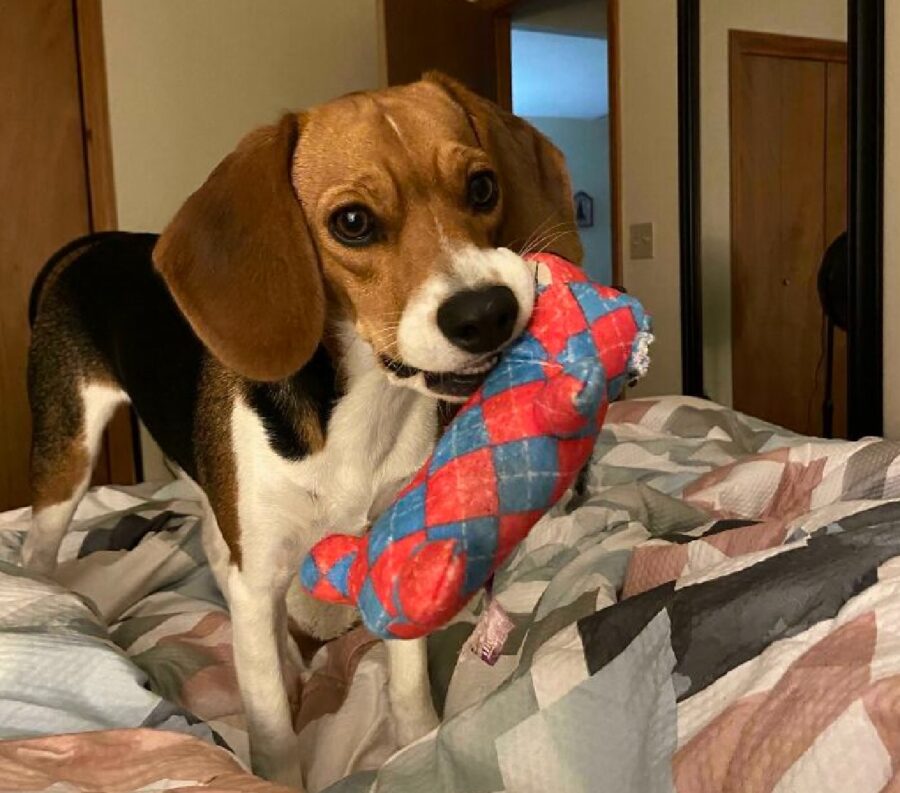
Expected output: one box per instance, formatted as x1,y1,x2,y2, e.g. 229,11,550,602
884,2,900,438
102,0,382,479
103,0,381,233
700,0,847,406
615,0,849,400
616,0,897,434
617,0,682,396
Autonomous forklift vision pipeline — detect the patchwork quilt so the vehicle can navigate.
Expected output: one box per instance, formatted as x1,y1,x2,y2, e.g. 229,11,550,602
2,397,900,792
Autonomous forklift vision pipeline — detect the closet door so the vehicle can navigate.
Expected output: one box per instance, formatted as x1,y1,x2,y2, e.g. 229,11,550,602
730,31,847,437
0,0,135,510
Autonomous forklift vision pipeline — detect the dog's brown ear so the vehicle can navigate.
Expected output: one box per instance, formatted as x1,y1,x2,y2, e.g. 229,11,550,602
154,113,324,382
426,72,583,264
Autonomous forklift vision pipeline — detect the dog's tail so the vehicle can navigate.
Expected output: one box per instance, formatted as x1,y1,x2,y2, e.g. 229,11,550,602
28,232,120,328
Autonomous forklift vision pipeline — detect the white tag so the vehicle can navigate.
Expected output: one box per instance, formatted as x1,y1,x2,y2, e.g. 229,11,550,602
467,598,514,666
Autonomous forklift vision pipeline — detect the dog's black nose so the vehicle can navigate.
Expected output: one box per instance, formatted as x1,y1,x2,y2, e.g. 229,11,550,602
437,286,519,353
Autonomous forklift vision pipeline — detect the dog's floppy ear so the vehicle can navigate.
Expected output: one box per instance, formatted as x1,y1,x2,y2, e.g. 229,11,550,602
426,72,583,265
154,113,324,382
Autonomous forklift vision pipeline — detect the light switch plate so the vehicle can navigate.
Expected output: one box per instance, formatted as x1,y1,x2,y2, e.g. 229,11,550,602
630,222,654,260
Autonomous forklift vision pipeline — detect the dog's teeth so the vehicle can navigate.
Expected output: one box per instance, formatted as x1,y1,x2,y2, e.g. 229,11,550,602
459,356,498,375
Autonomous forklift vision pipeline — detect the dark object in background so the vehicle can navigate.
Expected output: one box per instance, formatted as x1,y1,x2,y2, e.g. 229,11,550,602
818,231,848,438
574,191,594,228
818,232,849,332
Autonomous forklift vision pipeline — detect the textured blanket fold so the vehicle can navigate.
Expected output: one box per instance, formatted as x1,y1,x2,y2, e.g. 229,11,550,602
2,398,900,792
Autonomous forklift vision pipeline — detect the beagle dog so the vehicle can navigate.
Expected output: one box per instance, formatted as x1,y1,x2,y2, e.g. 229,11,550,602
23,73,581,789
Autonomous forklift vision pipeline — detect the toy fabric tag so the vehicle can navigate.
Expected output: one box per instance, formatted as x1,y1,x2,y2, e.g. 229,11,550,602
467,598,514,665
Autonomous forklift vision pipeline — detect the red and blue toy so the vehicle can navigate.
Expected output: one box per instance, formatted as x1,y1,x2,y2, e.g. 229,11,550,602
300,253,652,640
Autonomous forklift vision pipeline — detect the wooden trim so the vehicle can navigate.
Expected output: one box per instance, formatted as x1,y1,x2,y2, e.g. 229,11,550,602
74,0,117,232
729,29,848,63
607,0,623,287
494,11,512,110
74,0,138,484
104,408,138,483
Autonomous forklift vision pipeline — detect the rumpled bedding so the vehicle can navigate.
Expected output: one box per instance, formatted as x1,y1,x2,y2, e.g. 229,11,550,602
1,396,899,792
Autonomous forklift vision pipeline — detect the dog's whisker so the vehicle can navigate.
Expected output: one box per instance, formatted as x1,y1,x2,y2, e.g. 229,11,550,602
517,215,552,251
367,331,402,350
517,213,562,257
529,221,576,250
530,228,577,257
519,220,576,260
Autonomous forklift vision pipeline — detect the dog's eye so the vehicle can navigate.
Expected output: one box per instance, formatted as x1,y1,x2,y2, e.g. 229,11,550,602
329,205,377,247
467,171,499,212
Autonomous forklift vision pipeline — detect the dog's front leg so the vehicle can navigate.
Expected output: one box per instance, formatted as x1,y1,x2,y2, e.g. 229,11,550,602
229,564,304,790
387,637,440,746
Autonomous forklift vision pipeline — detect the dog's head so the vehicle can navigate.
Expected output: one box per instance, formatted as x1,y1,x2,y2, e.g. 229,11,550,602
154,73,582,400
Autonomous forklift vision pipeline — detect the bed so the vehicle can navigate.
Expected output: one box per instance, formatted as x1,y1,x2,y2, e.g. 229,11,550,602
1,396,899,792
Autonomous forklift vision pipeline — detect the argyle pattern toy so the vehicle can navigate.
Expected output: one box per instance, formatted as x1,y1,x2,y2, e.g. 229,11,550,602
300,253,653,639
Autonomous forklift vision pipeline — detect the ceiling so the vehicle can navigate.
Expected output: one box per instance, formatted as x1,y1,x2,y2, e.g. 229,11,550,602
512,0,607,37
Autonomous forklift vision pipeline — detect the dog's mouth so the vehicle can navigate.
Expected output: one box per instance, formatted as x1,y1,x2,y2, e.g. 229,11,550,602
379,354,499,398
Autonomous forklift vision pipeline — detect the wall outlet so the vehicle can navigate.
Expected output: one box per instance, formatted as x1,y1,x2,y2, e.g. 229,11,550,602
630,222,654,260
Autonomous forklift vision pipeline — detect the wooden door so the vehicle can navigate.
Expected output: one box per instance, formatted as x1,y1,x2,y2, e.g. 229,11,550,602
381,0,508,102
0,0,135,510
730,31,847,437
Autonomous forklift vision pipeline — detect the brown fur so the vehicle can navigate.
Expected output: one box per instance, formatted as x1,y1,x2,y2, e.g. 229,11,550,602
29,73,580,558
193,361,243,563
191,351,330,567
426,73,583,264
31,436,89,511
26,74,585,786
28,247,119,513
153,74,581,380
154,115,325,383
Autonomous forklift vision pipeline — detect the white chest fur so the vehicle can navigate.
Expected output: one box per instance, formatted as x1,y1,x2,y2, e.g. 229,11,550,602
220,335,440,786
230,332,439,572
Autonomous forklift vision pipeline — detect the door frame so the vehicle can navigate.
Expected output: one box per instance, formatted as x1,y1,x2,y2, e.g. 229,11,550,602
74,0,139,483
490,0,623,287
678,0,885,438
607,0,623,288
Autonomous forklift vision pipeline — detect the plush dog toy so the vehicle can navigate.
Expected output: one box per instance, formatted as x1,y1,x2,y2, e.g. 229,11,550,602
300,253,652,640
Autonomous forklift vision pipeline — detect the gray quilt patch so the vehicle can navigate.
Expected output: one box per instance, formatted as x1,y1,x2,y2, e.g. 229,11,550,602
496,610,676,793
